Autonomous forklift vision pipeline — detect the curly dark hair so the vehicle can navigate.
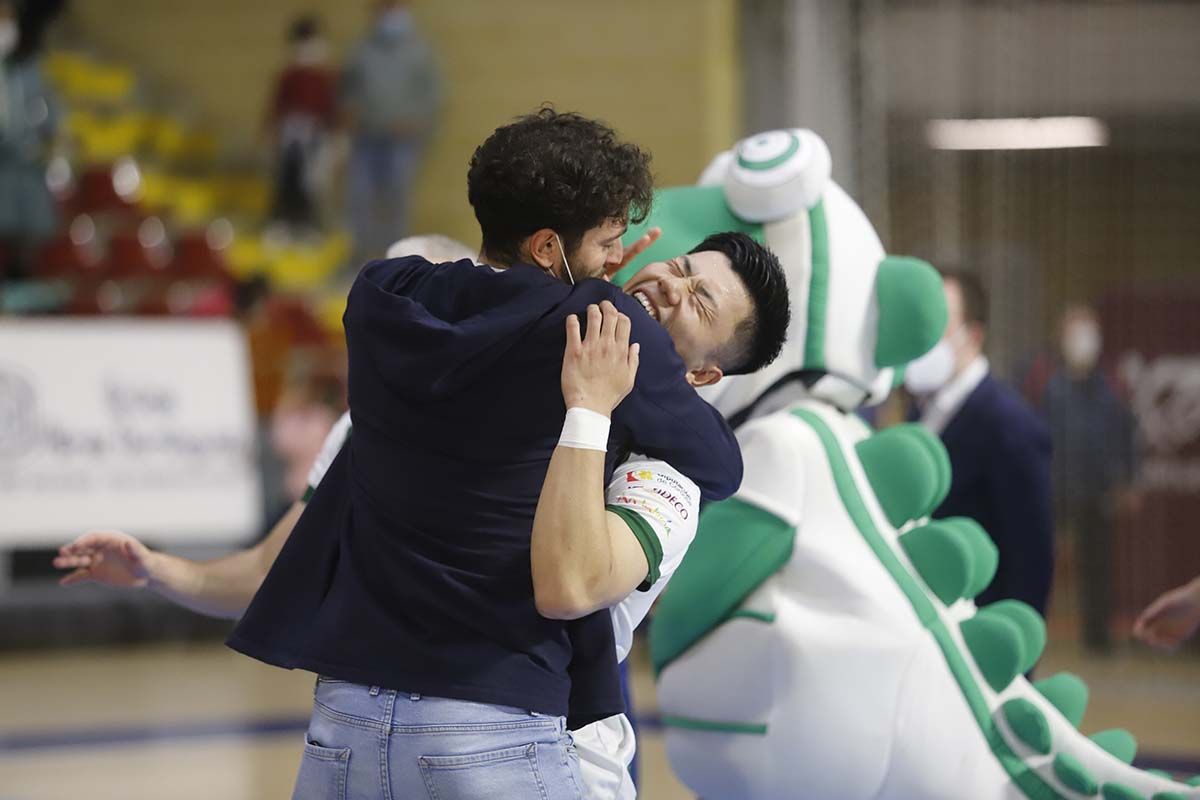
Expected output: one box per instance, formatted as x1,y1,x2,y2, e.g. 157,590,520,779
690,232,790,376
467,107,654,265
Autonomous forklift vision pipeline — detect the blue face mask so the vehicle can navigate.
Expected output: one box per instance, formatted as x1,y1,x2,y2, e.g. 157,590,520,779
377,8,413,37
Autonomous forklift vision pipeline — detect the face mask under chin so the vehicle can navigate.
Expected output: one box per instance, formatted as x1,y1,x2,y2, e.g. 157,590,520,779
554,233,575,286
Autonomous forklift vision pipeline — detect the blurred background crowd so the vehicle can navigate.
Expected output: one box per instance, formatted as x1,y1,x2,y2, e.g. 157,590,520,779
0,0,1196,797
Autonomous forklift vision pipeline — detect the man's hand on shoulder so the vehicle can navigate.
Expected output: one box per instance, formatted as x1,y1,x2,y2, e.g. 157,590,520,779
562,301,640,416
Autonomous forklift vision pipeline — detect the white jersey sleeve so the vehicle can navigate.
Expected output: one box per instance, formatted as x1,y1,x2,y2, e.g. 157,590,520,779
302,411,353,501
605,454,700,663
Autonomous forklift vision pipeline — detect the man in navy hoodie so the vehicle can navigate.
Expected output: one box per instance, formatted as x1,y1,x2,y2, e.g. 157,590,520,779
228,109,790,799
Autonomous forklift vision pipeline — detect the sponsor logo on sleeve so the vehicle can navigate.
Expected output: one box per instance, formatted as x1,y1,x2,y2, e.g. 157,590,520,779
649,486,690,519
625,466,696,503
613,494,672,534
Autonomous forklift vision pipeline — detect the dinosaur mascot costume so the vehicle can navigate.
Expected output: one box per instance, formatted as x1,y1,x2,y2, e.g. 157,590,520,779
615,129,1199,800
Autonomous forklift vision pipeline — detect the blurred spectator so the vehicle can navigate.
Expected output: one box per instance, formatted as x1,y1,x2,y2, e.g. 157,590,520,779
235,275,330,419
906,270,1055,618
0,0,60,281
265,15,338,238
270,366,345,502
1040,304,1139,653
1133,574,1200,651
234,275,336,521
340,0,441,268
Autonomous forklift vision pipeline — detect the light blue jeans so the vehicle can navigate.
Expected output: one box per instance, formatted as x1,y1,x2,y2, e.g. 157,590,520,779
292,677,584,800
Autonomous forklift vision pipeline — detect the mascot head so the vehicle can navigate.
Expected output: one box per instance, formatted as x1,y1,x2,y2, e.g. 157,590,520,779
617,129,947,423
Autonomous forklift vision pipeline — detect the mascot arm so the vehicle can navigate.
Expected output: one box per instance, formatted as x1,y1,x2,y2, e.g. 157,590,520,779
650,415,808,675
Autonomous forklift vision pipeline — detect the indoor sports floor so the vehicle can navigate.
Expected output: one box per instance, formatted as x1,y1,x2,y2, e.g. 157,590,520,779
1,629,1198,800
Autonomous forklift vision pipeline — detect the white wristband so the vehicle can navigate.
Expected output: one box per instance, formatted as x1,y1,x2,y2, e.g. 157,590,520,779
558,407,611,452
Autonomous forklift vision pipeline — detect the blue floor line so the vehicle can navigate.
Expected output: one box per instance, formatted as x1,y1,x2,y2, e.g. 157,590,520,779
0,715,311,753
3,712,1198,781
0,713,653,754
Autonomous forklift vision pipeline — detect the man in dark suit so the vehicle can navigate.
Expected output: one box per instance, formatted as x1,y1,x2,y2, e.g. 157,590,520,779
905,270,1054,616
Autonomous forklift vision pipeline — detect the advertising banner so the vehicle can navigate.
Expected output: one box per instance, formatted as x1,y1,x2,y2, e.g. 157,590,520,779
0,319,261,547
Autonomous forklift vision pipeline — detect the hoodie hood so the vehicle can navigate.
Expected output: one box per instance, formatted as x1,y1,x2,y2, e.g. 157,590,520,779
344,256,570,403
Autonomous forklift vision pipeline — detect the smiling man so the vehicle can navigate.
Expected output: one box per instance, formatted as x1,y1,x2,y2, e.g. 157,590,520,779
623,244,770,388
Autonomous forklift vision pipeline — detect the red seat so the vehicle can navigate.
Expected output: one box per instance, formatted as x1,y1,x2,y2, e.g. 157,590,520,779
75,164,137,215
265,295,330,346
172,231,233,283
33,233,104,280
65,279,130,315
105,230,169,279
188,282,234,316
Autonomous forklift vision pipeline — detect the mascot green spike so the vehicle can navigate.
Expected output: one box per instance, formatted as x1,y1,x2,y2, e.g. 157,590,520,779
615,129,1199,800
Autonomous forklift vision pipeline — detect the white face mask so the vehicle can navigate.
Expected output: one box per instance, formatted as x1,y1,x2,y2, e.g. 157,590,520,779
904,325,963,396
554,234,576,286
0,21,18,59
1063,322,1101,370
293,38,328,66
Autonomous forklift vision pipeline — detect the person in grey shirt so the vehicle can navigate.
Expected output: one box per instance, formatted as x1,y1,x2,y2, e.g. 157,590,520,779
340,0,441,267
0,0,59,280
1041,304,1138,653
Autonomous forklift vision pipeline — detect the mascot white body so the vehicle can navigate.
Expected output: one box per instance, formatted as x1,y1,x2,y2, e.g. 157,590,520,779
616,130,1199,800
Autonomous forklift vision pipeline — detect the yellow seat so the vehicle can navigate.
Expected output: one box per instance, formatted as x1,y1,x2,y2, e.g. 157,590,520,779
136,169,175,213
167,178,219,226
318,231,351,270
147,116,189,161
316,291,348,336
45,51,87,86
267,247,325,291
48,53,136,106
45,52,96,97
226,236,268,279
86,65,136,104
266,233,349,291
179,130,220,163
220,175,272,218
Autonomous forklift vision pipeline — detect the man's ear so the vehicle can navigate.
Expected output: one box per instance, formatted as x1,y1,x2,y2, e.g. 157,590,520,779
524,229,559,269
686,365,724,387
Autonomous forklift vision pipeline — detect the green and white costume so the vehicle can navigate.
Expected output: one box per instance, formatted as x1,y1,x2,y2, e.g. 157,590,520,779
614,130,1200,800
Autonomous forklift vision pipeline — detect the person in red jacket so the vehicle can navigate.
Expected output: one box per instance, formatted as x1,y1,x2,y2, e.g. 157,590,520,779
265,15,338,235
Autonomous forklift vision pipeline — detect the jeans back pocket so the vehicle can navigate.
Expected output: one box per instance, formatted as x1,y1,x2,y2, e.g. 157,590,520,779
292,738,351,800
419,740,582,800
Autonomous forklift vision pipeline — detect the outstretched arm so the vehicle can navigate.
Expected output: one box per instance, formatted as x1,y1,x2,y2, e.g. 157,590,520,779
54,502,305,620
1133,575,1200,651
54,413,353,619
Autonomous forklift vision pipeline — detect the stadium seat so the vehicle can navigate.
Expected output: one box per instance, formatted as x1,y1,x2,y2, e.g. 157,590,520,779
172,230,233,283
